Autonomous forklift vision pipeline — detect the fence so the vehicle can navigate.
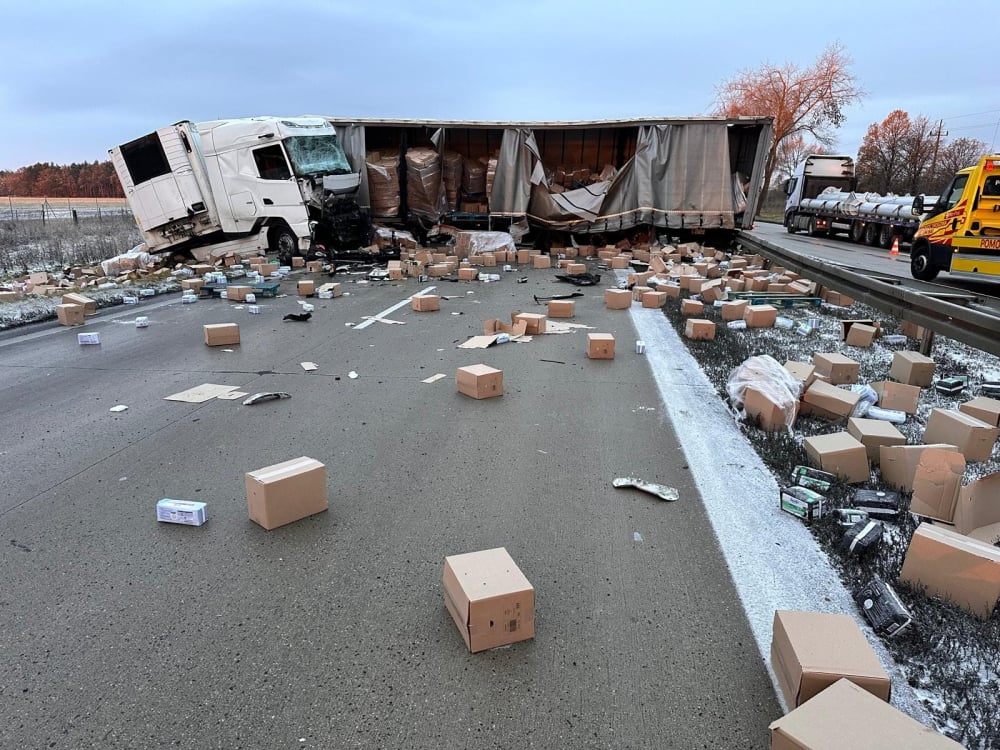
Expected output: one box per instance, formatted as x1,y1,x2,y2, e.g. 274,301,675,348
1,197,132,224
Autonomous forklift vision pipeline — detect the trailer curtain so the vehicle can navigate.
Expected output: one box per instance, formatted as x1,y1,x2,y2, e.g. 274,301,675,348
333,124,369,208
522,122,736,233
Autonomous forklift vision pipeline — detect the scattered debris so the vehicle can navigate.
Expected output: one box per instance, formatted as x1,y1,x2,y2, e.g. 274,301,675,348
612,477,679,502
301,362,318,372
242,392,291,405
422,373,447,384
109,405,129,413
360,316,406,325
156,498,207,526
165,384,239,403
348,371,359,379
283,312,312,322
216,391,248,400
855,577,913,637
533,292,584,303
555,272,601,286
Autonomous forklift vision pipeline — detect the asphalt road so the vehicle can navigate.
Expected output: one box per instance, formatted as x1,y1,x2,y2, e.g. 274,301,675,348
0,267,779,749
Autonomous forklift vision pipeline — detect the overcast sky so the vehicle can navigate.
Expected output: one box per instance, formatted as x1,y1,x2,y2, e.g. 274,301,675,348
1,0,997,172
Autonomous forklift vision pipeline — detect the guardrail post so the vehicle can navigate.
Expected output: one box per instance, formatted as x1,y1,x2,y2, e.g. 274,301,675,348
919,327,935,357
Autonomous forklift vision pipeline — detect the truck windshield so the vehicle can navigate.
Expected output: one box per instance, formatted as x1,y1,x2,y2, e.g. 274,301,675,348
284,135,352,176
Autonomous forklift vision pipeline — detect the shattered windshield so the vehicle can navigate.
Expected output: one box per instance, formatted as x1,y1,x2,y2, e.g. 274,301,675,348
284,135,352,176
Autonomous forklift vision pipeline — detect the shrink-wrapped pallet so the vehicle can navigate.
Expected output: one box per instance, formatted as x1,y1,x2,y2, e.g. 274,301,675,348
366,151,400,218
406,147,445,218
462,157,486,197
442,151,464,211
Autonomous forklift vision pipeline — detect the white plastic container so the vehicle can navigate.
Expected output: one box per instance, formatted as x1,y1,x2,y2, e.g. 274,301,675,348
135,317,149,328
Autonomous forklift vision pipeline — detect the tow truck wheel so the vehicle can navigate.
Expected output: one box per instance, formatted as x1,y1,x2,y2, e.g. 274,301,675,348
910,241,939,281
849,221,864,243
268,225,297,262
878,225,894,248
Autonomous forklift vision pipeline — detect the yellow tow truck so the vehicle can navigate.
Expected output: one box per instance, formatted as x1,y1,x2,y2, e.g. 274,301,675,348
910,155,1000,281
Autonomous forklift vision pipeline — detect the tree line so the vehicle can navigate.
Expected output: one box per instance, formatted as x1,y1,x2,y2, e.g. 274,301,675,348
714,44,990,202
0,161,124,199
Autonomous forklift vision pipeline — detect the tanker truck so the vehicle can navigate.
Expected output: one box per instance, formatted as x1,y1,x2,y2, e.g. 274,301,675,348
782,154,934,248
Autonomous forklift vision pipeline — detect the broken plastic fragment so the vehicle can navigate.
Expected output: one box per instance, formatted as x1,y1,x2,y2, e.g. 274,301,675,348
612,477,679,502
348,371,359,379
109,405,129,413
242,392,291,406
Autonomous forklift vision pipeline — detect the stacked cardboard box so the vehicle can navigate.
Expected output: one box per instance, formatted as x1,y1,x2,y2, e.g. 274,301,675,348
366,152,401,217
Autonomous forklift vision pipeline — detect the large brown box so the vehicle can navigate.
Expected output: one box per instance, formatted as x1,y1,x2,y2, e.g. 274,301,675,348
872,380,920,414
443,547,534,653
900,523,1000,619
226,285,251,302
456,364,503,399
61,292,96,315
641,290,668,308
297,280,315,296
604,289,632,309
909,447,965,523
769,678,963,749
745,386,793,433
547,300,575,318
784,361,816,388
532,254,552,269
845,322,877,347
923,408,999,462
721,300,748,321
514,313,546,335
801,380,861,419
803,432,870,483
846,417,906,463
681,299,704,316
770,610,891,709
56,303,85,326
890,350,936,386
684,319,715,341
204,323,240,346
952,472,1000,544
245,456,327,530
587,333,615,360
566,263,586,275
743,304,777,328
292,256,305,268
879,444,961,494
811,353,859,385
960,396,1000,427
458,267,478,281
412,295,441,312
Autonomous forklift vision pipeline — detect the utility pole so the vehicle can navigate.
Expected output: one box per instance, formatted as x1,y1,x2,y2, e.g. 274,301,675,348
929,119,948,180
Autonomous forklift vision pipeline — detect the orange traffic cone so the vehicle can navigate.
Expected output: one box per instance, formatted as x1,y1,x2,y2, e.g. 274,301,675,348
890,236,899,256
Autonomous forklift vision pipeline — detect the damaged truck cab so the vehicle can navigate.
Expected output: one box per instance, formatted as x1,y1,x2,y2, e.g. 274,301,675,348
910,155,1000,281
109,116,369,263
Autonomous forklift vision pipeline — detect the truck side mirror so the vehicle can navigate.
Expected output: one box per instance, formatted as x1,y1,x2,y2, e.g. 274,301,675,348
912,195,924,215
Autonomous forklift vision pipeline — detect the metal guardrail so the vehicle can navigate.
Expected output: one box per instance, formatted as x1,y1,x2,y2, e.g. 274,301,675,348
737,231,1000,359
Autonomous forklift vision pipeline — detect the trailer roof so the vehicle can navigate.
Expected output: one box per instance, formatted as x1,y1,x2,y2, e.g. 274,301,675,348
321,115,773,129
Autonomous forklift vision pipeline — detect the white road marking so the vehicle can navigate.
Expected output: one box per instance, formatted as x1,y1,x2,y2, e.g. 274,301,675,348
354,285,437,330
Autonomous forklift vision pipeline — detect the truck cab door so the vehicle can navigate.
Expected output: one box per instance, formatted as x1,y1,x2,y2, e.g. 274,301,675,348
972,169,1000,236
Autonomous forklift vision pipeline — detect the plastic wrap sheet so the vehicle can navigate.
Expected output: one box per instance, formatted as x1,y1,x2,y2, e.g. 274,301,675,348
454,231,516,257
726,355,802,431
366,151,400,218
406,147,446,219
101,245,155,276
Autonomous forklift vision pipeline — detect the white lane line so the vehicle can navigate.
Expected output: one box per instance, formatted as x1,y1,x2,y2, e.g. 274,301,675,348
624,275,930,724
354,285,437,330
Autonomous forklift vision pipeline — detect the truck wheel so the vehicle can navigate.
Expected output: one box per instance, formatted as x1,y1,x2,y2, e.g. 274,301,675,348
878,225,894,248
807,217,825,237
863,223,878,246
910,241,939,281
268,225,297,260
785,213,798,233
849,221,864,243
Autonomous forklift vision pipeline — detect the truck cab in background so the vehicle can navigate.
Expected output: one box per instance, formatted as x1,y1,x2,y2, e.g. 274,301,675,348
783,155,856,236
910,155,1000,281
110,116,369,264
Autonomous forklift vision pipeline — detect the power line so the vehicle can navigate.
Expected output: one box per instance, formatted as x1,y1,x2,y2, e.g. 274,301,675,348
939,108,1000,121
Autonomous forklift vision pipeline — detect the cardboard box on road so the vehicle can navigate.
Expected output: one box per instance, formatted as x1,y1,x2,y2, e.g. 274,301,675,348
245,456,327,530
61,292,96,315
770,610,890,709
812,353,859,385
681,299,704,316
547,300,575,318
443,547,534,653
587,333,615,359
532,254,551,269
412,295,441,312
226,285,251,302
743,304,777,328
604,289,632,309
297,280,315,296
900,522,1000,619
803,432,870,483
721,300,748,321
684,319,715,341
801,380,861,419
514,312,547,335
769,678,963,749
204,323,240,346
923,408,999,463
846,418,906,463
890,350,936,386
872,380,920,414
56,303,85,326
457,364,503,399
642,291,668,308
960,396,1000,427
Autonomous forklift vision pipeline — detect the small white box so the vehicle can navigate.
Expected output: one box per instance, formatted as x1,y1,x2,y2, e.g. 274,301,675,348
244,293,256,304
135,317,149,328
181,295,197,304
318,291,334,299
248,305,260,314
77,332,100,345
156,498,207,526
139,289,155,297
122,296,138,305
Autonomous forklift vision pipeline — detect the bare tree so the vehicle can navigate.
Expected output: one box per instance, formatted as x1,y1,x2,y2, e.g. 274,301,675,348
855,110,912,194
927,137,988,194
714,43,863,204
900,116,935,195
